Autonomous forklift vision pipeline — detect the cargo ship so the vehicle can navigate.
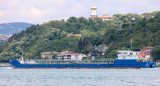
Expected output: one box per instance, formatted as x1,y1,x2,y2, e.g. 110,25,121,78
9,50,156,69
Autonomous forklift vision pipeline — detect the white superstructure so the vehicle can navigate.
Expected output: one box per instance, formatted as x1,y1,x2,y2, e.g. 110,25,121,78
117,50,141,60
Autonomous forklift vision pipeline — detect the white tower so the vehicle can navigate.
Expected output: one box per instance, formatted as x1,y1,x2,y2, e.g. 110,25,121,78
90,6,97,17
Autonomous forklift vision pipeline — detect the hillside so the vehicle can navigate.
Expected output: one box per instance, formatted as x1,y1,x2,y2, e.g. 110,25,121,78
103,14,160,59
0,22,33,35
0,11,160,61
0,35,10,44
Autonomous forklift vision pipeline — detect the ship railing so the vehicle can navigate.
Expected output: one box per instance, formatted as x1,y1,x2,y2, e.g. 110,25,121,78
30,59,115,64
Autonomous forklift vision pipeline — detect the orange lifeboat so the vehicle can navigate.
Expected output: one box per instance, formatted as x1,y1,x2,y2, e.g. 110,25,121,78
139,51,145,58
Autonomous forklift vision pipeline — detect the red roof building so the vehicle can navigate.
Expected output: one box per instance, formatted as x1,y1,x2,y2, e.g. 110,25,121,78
141,46,154,56
57,51,86,61
41,51,86,60
41,51,60,59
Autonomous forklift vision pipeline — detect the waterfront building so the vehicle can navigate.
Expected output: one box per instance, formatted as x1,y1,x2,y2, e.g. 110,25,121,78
88,44,108,56
41,51,86,60
57,51,86,61
41,51,59,59
140,46,154,62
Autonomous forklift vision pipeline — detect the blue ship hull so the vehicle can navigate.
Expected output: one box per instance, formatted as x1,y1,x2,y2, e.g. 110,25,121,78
9,59,156,69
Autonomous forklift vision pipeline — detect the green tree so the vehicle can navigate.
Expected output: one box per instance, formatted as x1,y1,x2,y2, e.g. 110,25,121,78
152,46,160,61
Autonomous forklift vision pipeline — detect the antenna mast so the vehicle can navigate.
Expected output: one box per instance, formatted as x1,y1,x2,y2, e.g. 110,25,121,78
22,49,23,58
131,38,133,50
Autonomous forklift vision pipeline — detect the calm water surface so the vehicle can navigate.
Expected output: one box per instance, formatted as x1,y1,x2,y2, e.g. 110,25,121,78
0,67,160,86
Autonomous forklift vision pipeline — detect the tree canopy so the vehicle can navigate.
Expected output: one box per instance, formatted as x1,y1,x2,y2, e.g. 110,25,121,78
0,11,160,61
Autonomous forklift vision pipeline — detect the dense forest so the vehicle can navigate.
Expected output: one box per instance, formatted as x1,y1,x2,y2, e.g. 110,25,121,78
0,11,160,61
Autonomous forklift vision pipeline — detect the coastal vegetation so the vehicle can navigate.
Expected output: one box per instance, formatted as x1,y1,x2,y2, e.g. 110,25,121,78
0,11,160,61
152,46,160,61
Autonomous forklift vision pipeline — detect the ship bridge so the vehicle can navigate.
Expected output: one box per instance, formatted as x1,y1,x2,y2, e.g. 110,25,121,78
117,50,140,60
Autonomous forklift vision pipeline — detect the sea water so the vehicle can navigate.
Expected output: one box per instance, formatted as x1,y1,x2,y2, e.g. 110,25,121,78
0,67,160,86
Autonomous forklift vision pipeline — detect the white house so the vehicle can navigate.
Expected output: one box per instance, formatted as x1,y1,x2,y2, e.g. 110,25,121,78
57,51,86,61
88,44,108,56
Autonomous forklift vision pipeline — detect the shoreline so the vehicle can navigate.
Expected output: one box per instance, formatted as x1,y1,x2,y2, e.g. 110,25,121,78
0,63,11,67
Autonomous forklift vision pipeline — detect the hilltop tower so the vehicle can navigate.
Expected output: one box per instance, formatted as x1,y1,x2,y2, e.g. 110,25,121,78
89,5,112,21
90,6,97,17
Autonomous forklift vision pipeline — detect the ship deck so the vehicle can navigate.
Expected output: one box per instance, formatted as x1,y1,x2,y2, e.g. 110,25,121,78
21,59,115,64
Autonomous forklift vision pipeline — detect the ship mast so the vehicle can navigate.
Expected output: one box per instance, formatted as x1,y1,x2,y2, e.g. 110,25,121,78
21,48,24,61
19,48,24,64
22,49,24,58
130,38,133,50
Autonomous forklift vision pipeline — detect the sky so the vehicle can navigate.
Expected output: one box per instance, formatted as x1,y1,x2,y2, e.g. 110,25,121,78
0,0,160,24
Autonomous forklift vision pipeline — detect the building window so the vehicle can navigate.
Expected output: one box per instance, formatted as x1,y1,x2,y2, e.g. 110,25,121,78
67,57,71,60
118,52,122,54
124,52,127,54
67,55,71,57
